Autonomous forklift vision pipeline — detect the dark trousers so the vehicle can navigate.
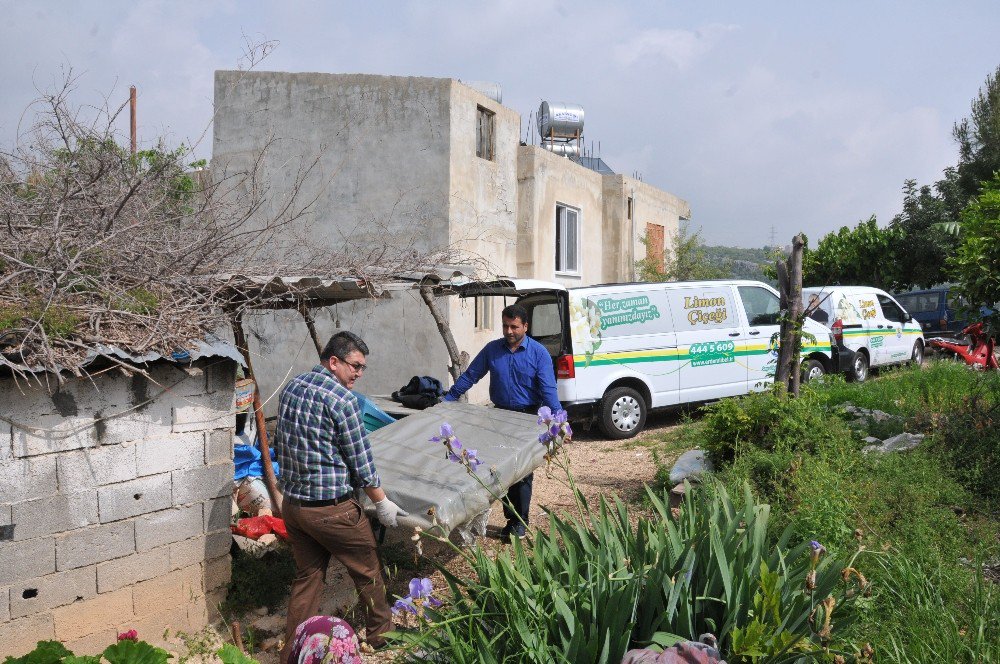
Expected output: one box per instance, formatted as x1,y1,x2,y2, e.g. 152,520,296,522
500,403,539,530
503,472,534,528
280,498,392,664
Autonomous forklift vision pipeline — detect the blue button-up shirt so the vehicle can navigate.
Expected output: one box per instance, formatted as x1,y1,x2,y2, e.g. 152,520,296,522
274,365,381,501
443,336,561,412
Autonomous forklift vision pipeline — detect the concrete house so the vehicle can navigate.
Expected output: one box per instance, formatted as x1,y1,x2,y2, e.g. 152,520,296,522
212,71,689,405
0,350,240,657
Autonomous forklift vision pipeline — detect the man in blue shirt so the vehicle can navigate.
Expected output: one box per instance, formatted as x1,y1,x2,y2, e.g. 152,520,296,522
443,303,561,540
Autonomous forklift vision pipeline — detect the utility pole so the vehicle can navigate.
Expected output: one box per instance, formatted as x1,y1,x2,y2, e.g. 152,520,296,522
129,86,137,156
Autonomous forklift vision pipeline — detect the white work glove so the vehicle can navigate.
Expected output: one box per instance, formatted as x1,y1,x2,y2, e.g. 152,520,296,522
374,498,408,527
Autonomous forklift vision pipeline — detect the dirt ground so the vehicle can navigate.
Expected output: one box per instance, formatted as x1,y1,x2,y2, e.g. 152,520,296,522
219,411,687,663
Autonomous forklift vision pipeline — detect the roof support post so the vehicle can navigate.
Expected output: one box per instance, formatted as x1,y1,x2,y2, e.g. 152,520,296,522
229,310,283,516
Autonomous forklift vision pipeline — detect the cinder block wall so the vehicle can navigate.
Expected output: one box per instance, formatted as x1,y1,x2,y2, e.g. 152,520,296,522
0,358,238,657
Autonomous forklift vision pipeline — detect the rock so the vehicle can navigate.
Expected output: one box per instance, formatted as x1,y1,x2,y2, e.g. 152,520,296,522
863,436,881,445
259,636,282,653
669,449,714,485
252,606,269,617
862,432,924,455
669,483,687,509
870,409,895,422
250,613,286,636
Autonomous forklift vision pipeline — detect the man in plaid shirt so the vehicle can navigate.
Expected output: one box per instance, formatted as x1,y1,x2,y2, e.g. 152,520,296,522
276,331,406,661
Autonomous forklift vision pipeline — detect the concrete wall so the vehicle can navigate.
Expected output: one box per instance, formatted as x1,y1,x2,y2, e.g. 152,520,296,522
242,291,448,407
445,81,521,404
516,146,606,287
213,71,459,400
603,175,689,281
516,146,688,287
0,359,237,657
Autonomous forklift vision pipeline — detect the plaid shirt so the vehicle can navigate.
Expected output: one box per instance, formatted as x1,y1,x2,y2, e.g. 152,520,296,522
274,365,381,501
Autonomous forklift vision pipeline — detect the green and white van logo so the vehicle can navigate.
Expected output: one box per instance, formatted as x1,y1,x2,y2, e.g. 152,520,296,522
596,295,660,329
689,340,736,367
870,336,884,348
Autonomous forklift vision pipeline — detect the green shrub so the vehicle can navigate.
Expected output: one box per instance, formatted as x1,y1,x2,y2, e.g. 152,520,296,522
699,388,851,463
395,482,863,663
4,639,176,664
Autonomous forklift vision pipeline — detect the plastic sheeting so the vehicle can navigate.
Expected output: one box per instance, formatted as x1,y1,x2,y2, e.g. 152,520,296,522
365,401,547,535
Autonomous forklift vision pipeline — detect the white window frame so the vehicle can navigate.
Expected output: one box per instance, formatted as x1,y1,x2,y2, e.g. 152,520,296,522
555,203,581,275
474,296,493,331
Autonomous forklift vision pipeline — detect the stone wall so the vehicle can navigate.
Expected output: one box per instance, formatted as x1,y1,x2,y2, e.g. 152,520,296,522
0,358,237,657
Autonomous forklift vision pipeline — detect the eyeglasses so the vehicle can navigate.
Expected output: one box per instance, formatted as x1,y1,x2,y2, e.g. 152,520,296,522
336,356,368,374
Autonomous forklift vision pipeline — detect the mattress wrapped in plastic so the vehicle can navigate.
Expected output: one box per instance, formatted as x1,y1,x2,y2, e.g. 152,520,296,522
364,401,546,535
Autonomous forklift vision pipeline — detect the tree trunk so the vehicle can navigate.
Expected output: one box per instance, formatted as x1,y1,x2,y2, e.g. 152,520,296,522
774,234,805,396
419,285,469,388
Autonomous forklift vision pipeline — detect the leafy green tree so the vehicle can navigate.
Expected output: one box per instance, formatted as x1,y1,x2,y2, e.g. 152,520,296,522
949,175,1000,325
802,216,903,289
637,220,728,282
954,65,1000,201
887,176,961,288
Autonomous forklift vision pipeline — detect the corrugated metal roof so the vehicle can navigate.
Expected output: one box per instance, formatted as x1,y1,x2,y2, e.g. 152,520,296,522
0,335,245,375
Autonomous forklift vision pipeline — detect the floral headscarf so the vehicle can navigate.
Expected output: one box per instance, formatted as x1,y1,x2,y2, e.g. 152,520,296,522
288,616,362,664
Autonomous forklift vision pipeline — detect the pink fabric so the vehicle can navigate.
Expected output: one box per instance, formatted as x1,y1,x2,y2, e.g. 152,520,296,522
288,616,362,664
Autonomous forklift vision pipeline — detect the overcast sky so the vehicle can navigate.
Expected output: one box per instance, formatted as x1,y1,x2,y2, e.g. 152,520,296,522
2,1,997,247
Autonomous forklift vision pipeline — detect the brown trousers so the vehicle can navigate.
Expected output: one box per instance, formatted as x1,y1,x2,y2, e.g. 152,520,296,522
279,498,392,663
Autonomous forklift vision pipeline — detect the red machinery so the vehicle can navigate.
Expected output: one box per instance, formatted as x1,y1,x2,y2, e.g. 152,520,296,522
926,322,999,370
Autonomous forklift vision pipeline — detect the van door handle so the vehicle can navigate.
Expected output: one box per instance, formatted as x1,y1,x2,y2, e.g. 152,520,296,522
748,330,761,336
728,331,740,337
877,325,885,329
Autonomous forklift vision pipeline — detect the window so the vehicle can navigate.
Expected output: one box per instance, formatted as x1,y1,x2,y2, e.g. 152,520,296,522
627,196,634,220
476,106,495,160
474,296,493,331
738,286,781,326
877,294,905,323
555,204,580,274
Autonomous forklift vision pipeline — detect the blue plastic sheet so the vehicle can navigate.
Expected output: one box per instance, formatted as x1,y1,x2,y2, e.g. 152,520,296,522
352,391,396,432
234,427,279,481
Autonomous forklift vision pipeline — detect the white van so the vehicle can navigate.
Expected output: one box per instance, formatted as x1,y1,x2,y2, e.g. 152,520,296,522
461,279,846,438
802,286,925,382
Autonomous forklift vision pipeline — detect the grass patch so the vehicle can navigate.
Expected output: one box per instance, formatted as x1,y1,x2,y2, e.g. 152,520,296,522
648,360,1000,659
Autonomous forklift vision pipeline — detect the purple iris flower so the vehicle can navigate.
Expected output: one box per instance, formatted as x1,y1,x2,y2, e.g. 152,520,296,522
392,577,442,615
536,406,553,425
464,448,482,469
553,410,568,424
440,423,454,438
392,596,416,614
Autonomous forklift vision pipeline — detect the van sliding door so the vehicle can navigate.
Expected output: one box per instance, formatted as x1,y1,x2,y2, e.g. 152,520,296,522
668,286,748,402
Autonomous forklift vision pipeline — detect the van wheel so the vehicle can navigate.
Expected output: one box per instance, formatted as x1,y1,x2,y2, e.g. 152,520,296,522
801,359,825,383
598,387,647,439
911,341,924,366
849,352,869,383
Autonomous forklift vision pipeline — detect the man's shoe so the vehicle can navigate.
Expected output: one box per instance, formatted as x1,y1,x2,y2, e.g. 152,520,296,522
501,523,527,542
